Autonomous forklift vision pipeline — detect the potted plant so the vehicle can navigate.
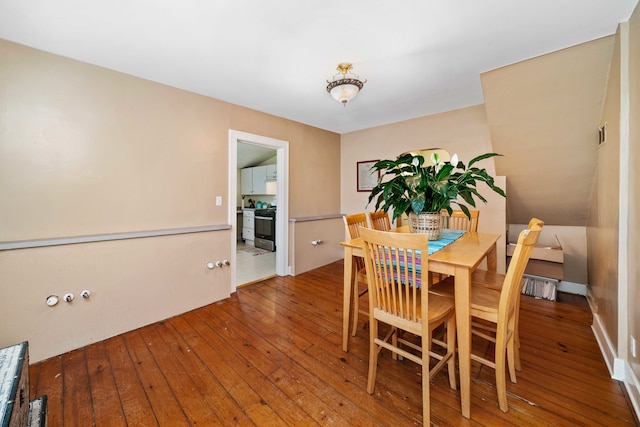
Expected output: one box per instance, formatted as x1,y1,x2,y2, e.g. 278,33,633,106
367,151,506,239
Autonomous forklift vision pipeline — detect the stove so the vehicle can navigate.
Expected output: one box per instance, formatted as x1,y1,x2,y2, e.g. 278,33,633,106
254,208,276,217
254,208,276,251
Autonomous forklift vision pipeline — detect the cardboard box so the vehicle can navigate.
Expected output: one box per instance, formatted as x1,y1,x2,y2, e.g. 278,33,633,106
507,241,564,281
506,243,563,263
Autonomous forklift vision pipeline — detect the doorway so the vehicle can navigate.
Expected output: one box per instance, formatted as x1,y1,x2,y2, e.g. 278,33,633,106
228,130,289,293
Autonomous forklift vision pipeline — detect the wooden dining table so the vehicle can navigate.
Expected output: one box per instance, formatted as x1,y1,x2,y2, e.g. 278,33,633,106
340,231,500,419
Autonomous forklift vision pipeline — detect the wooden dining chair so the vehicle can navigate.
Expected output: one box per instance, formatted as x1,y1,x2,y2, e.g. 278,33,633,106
343,213,370,337
359,228,457,425
429,223,542,412
472,217,544,371
430,209,480,285
441,209,479,232
368,211,392,231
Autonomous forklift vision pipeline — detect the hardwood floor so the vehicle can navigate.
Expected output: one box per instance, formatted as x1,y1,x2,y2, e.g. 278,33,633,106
29,261,638,426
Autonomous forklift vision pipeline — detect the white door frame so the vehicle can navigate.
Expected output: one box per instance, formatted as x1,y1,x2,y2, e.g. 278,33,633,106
228,130,289,293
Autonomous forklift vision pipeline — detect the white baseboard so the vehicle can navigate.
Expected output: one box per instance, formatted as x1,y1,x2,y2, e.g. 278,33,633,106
557,280,587,296
591,312,625,380
589,294,639,421
586,288,598,313
625,361,640,421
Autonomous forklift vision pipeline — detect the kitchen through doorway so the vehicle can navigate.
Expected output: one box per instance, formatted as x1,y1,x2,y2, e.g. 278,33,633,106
237,141,276,285
228,130,289,293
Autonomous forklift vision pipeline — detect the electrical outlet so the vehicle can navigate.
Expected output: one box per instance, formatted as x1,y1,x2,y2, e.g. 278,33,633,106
631,336,637,358
216,196,222,206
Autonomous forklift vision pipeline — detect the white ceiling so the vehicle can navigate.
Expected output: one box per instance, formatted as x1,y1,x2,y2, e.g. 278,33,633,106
237,142,276,169
0,1,637,134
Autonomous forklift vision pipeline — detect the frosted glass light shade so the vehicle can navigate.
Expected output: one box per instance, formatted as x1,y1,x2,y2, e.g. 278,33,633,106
329,83,361,104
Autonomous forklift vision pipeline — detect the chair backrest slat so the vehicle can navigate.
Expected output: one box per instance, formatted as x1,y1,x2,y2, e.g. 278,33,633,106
360,228,429,326
442,209,479,232
344,213,368,270
368,211,392,231
343,213,368,239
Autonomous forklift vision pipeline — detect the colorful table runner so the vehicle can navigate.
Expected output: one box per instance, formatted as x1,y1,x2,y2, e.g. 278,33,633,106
427,228,466,255
378,229,467,287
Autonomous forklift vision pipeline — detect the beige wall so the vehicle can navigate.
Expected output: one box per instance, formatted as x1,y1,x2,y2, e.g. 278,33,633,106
629,0,640,392
479,37,617,285
340,105,508,273
0,39,341,361
588,24,622,347
588,2,640,413
289,217,345,275
482,36,613,227
1,232,231,362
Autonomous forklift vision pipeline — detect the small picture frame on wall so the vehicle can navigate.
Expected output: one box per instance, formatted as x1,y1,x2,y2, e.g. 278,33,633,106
357,160,380,192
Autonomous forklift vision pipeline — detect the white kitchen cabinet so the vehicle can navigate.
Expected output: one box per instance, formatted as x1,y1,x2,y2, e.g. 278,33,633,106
252,165,267,194
241,166,267,195
241,168,253,195
242,209,255,243
266,164,277,181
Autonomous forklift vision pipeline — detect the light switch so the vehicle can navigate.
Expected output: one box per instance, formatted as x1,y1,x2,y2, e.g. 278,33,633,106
216,196,222,206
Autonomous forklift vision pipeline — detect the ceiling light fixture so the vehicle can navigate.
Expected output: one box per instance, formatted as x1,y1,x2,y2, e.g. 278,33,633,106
326,63,366,106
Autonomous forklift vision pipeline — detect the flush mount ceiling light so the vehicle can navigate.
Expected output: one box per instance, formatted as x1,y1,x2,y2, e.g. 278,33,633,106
326,63,366,106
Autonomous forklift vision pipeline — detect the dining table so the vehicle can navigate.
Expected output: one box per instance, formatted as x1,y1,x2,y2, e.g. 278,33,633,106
340,230,500,419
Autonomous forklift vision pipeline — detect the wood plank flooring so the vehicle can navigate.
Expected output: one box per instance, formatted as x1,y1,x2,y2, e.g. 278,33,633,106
29,260,638,426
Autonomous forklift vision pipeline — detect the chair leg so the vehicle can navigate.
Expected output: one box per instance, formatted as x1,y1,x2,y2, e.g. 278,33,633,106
495,330,509,412
507,318,518,384
514,294,522,371
421,336,431,426
351,277,360,336
391,327,399,361
507,338,518,384
366,318,379,394
514,332,521,371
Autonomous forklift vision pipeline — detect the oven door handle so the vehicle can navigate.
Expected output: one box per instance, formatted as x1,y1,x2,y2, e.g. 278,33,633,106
255,216,274,220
